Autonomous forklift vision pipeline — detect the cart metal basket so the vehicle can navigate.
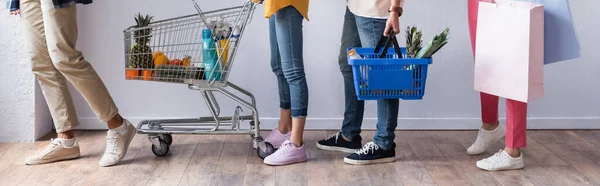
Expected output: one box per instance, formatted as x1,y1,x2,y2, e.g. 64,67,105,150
123,0,274,158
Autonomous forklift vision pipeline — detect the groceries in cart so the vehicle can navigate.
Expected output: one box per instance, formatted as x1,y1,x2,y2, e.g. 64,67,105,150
124,12,206,82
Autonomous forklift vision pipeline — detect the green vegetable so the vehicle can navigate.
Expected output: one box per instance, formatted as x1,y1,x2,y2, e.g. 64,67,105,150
416,27,450,58
405,26,423,58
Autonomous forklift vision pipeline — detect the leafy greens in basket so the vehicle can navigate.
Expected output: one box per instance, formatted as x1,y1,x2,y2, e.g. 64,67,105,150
411,27,450,59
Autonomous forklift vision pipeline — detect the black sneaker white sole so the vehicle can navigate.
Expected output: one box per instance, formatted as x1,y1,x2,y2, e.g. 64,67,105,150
343,156,396,165
316,143,359,153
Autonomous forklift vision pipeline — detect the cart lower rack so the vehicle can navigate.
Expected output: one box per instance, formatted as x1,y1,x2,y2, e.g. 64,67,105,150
122,0,274,158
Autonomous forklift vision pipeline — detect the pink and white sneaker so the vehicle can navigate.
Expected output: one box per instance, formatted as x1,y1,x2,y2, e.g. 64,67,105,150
263,140,307,166
264,128,291,148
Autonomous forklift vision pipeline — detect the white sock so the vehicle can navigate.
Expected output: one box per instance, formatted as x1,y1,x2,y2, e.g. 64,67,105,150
58,138,76,147
110,120,129,135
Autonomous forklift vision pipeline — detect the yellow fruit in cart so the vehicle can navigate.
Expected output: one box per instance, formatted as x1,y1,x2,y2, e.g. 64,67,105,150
152,51,164,60
182,55,191,67
153,53,169,67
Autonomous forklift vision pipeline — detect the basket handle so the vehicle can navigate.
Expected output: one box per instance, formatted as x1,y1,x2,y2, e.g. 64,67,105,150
374,30,403,59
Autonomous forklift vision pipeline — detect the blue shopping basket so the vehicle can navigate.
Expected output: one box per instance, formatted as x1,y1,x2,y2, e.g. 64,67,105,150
347,33,433,100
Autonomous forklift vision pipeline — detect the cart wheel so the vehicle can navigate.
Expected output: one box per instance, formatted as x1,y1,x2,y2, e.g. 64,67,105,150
151,139,170,156
160,134,173,145
257,142,274,159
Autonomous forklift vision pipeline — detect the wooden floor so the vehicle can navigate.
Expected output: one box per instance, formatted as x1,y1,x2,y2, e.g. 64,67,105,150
1,130,600,186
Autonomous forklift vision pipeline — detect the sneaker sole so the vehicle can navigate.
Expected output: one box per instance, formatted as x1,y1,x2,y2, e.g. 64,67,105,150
264,157,308,166
316,143,359,153
343,157,396,165
476,164,525,171
25,153,81,165
100,125,137,167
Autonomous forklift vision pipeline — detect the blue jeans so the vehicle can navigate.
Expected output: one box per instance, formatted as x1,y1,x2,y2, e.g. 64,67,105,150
339,8,400,150
269,6,309,118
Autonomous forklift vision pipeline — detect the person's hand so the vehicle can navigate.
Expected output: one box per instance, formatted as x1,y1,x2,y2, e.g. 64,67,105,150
251,0,263,4
384,12,400,36
9,10,20,15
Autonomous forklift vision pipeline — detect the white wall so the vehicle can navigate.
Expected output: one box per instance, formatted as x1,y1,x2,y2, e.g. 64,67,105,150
0,13,33,142
2,0,599,138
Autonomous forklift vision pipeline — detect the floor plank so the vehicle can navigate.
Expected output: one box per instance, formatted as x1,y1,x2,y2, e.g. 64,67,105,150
573,130,600,148
304,131,340,186
544,165,596,186
530,131,600,185
330,130,371,186
531,130,600,166
401,131,469,186
393,131,437,186
243,131,276,186
0,142,46,185
178,135,226,186
431,131,501,186
209,135,251,186
145,135,201,186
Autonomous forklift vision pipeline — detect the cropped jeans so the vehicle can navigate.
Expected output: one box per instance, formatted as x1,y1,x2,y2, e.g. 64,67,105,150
269,6,309,118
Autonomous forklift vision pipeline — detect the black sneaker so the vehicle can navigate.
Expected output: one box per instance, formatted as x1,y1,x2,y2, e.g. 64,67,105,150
316,132,362,153
344,141,396,165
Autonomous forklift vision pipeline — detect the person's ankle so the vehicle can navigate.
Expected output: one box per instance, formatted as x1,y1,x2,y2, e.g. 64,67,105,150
57,131,75,139
340,133,352,142
291,140,303,147
277,127,291,134
504,148,521,158
482,122,499,131
107,114,124,129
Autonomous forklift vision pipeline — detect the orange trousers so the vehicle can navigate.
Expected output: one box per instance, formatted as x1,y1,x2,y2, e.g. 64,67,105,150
468,0,527,148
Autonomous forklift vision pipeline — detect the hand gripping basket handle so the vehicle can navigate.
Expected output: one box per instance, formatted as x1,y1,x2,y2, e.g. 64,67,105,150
373,30,403,59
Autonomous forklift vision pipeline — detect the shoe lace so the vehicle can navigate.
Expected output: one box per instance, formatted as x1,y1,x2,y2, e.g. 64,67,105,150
275,141,294,155
484,150,507,163
104,136,119,156
324,132,341,143
472,129,486,146
40,139,60,156
355,142,379,155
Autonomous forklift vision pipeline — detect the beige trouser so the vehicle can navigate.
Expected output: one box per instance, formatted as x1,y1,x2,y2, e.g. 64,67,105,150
20,0,118,133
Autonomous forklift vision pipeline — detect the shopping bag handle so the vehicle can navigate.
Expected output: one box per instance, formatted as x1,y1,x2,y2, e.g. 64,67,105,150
374,30,403,59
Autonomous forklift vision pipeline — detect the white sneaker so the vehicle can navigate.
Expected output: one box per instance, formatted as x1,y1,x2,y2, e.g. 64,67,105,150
99,119,136,167
467,124,505,155
25,138,81,165
476,149,525,171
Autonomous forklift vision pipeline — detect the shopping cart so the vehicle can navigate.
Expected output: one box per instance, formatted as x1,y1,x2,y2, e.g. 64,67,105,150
123,0,274,159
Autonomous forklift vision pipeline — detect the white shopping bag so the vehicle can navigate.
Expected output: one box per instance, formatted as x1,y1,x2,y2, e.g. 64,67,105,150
474,0,544,103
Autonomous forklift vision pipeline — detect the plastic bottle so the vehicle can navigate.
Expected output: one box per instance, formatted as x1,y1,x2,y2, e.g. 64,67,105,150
202,28,221,81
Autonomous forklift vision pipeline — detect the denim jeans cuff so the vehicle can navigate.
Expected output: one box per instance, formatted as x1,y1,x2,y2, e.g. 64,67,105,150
291,108,307,118
374,141,392,151
280,101,291,110
340,130,355,141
